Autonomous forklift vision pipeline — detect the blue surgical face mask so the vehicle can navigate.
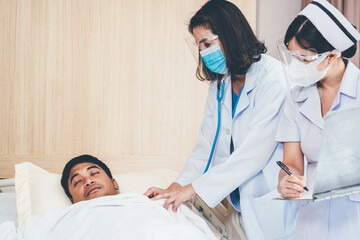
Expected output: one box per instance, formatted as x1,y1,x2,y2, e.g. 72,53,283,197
200,44,227,74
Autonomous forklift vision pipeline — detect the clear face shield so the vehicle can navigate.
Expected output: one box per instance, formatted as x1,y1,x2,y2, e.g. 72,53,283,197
184,35,200,63
185,34,227,82
277,38,336,87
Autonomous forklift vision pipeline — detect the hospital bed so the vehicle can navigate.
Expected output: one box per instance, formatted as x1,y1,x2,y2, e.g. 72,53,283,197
0,162,246,240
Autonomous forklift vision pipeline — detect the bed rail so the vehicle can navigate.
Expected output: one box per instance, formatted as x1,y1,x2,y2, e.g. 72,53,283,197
0,178,15,193
190,196,247,240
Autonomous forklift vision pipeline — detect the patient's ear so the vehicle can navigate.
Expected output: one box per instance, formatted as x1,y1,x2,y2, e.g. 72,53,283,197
112,178,119,190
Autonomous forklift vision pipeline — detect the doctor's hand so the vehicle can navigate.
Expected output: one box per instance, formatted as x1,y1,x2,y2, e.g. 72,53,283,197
144,182,181,199
278,175,307,198
155,184,197,212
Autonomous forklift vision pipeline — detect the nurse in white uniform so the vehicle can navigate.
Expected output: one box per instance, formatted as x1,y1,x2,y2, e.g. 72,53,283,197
276,0,360,239
145,0,297,239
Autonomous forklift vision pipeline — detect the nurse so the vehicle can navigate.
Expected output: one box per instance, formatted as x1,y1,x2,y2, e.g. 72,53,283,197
145,0,296,239
276,0,360,239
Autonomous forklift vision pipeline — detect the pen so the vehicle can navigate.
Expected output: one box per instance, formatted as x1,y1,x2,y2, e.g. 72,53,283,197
276,161,309,191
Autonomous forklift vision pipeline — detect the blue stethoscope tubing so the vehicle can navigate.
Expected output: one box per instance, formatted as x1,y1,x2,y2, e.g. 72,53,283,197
203,77,245,174
203,79,226,173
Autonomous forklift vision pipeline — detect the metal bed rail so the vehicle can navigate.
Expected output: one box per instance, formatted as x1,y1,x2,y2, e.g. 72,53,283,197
190,196,247,240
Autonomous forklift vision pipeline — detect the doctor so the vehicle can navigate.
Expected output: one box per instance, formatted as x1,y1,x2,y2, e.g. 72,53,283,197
145,0,296,239
276,0,360,239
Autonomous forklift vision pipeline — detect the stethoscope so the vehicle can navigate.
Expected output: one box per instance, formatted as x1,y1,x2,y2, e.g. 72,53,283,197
203,73,245,174
203,76,226,173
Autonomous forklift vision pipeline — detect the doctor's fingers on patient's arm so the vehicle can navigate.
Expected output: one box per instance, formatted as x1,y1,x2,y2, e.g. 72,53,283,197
163,194,183,212
144,183,182,198
152,192,172,200
164,184,197,211
144,187,167,198
165,193,190,212
163,195,177,212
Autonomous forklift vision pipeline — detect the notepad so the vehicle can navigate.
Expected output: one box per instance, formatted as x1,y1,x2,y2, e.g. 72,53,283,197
276,107,360,201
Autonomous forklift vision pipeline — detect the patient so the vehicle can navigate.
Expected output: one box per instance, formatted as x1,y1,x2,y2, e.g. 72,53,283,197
1,155,218,240
60,154,119,203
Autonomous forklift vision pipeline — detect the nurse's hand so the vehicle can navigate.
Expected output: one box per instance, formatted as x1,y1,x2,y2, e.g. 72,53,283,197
278,175,307,198
155,184,197,212
144,182,181,199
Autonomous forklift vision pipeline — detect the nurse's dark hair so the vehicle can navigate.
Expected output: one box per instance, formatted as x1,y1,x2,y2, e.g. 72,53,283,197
188,0,266,81
60,154,113,200
284,15,357,58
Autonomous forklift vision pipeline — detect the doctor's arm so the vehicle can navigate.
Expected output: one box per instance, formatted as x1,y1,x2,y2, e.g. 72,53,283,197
190,80,288,207
163,78,289,210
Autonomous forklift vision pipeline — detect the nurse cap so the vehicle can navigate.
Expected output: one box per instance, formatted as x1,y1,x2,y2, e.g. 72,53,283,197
299,0,360,52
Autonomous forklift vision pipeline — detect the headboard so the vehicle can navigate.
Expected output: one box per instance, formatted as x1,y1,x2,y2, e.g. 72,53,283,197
0,155,187,178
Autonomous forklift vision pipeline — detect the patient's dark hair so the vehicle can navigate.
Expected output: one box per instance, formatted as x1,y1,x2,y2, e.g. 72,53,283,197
60,154,113,199
189,0,266,81
284,15,357,58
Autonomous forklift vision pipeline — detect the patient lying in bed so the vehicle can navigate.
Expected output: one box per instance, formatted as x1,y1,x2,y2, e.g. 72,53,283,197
0,155,217,240
60,155,120,204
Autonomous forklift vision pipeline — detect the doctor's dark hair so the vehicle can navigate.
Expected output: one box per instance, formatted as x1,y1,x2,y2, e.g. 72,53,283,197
188,0,266,81
284,15,357,58
60,154,113,199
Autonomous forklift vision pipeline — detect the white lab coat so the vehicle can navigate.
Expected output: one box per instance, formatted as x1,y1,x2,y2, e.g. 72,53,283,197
175,55,297,239
276,60,360,240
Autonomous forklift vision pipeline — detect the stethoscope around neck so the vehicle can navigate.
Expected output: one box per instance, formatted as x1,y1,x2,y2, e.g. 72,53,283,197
203,74,226,173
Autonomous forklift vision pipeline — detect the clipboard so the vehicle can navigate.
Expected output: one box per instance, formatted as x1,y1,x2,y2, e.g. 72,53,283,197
276,107,360,201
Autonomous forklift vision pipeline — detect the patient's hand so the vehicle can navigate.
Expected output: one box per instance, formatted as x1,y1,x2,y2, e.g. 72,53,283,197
144,182,181,199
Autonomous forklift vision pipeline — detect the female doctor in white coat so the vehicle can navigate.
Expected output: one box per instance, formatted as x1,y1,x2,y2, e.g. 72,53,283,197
145,0,296,239
276,0,360,239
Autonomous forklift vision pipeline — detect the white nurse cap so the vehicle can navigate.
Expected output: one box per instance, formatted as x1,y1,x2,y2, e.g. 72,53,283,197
299,0,360,52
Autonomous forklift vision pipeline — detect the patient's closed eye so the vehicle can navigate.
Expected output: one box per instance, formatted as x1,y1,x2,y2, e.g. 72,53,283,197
74,179,82,187
91,172,100,176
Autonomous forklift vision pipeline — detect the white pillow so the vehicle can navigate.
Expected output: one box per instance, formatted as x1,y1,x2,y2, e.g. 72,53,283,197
15,162,178,225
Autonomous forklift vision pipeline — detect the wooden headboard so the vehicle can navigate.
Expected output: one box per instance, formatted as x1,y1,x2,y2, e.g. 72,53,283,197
0,155,187,178
0,0,256,179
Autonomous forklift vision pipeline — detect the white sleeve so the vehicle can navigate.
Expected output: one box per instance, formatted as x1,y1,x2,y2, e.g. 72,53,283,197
174,83,217,186
275,91,301,142
192,79,287,207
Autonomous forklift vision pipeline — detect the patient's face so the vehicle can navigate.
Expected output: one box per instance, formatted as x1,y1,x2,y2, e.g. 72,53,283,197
68,162,119,203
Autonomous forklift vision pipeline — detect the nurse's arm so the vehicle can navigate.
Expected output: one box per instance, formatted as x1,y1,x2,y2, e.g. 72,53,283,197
277,142,306,198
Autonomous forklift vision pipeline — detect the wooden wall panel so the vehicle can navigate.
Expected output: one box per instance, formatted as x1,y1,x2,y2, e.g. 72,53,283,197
0,0,256,177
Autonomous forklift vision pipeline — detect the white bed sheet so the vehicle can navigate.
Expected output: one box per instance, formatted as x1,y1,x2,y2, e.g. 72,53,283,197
0,178,222,239
1,192,218,240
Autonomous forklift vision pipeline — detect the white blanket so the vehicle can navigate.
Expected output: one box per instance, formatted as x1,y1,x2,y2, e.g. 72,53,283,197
0,192,217,240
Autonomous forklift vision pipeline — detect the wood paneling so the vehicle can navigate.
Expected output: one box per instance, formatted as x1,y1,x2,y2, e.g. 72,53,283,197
0,0,256,177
